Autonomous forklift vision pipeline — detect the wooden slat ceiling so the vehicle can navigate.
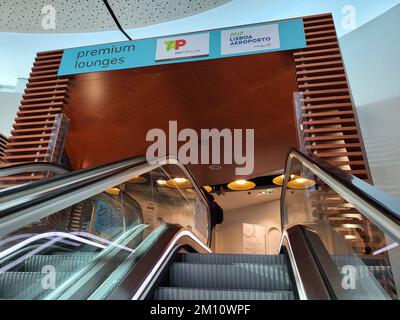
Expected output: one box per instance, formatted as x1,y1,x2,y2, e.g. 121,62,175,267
0,13,370,188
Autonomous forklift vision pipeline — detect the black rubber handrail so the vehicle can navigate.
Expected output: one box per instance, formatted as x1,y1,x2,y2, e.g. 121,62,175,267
282,148,400,227
0,156,146,200
106,224,210,300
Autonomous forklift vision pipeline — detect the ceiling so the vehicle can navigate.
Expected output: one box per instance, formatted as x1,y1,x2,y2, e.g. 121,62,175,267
0,0,230,33
64,51,298,186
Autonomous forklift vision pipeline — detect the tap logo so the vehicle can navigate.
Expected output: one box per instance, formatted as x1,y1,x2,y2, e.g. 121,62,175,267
164,39,187,51
156,33,209,62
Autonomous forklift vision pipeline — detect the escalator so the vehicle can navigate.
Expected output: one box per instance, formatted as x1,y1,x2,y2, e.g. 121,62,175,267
0,149,400,300
152,253,295,300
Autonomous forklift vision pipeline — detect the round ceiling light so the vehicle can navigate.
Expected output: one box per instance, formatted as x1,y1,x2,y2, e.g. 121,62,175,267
156,179,167,186
203,186,212,193
105,187,121,196
272,174,296,186
227,180,256,191
287,177,316,190
166,177,192,189
130,176,148,184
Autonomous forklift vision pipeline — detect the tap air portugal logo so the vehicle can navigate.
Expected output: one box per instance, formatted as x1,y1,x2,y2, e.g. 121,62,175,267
164,39,187,51
156,33,209,62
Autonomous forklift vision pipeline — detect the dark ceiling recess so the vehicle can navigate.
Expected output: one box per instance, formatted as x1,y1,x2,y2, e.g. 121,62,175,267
212,175,280,194
102,0,132,40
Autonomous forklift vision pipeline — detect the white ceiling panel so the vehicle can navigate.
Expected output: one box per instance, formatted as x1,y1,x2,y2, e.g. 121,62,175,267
0,0,231,33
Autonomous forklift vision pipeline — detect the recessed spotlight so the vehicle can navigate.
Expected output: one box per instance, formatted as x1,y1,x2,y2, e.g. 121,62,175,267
209,164,222,171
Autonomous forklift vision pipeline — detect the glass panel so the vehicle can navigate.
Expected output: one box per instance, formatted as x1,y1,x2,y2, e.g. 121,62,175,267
44,114,69,165
123,164,209,244
0,163,209,299
0,164,67,191
283,156,400,300
0,114,70,191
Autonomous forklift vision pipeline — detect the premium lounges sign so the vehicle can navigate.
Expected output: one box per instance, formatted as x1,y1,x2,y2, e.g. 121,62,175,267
58,18,306,76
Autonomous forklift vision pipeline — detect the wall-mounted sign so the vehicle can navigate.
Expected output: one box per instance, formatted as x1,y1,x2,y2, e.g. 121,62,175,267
243,223,266,255
221,24,280,55
89,199,123,239
58,18,306,76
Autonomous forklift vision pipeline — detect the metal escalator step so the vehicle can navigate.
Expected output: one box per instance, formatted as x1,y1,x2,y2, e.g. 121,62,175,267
355,266,394,279
0,272,72,299
332,256,389,267
170,263,291,291
154,287,294,300
179,253,287,266
25,260,87,273
24,254,96,272
51,252,98,257
329,257,395,285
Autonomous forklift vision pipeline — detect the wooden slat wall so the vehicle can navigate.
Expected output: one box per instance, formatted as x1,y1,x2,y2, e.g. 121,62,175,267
0,133,9,160
0,49,69,188
295,14,380,259
293,13,370,181
1,49,68,165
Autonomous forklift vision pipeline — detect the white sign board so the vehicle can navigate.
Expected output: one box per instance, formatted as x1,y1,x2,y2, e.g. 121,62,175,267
221,24,280,55
143,201,157,228
243,223,266,255
156,33,210,62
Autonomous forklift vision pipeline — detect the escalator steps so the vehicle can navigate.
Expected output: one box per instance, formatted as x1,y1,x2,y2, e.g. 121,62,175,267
169,263,292,291
154,287,294,300
0,272,72,299
0,252,97,299
179,253,287,265
333,256,389,267
23,254,95,272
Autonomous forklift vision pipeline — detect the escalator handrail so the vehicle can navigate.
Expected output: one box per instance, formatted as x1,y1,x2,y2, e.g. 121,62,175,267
281,148,400,241
104,224,211,300
0,161,69,177
0,155,212,246
0,156,147,214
